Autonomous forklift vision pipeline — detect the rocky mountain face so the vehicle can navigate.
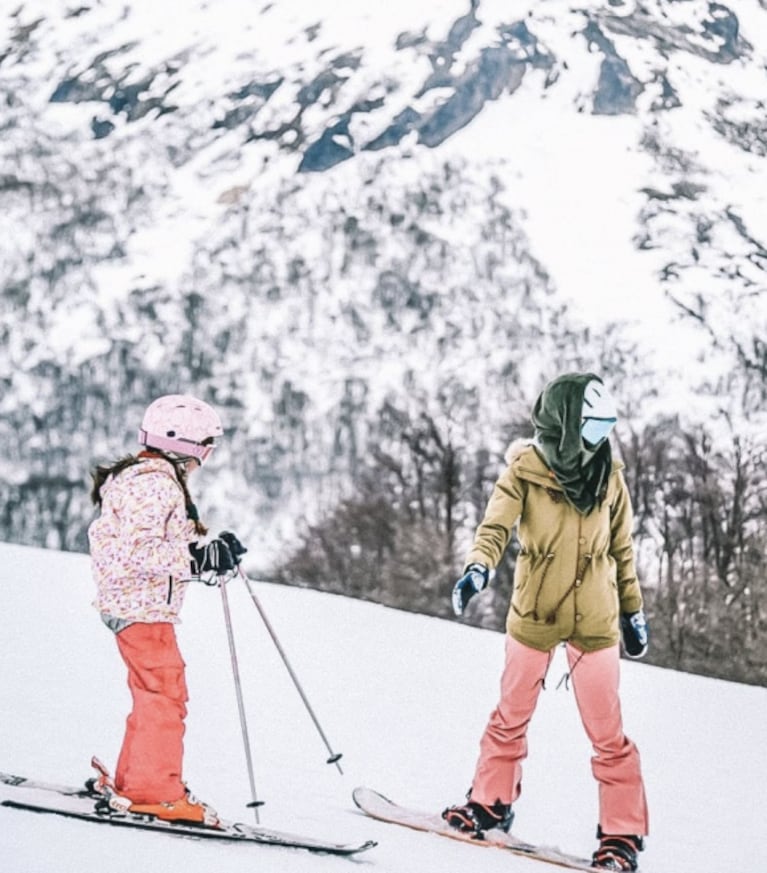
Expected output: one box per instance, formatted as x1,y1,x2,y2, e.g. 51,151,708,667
1,1,766,680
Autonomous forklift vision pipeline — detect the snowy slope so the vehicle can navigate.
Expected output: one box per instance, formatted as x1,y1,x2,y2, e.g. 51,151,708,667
0,541,765,872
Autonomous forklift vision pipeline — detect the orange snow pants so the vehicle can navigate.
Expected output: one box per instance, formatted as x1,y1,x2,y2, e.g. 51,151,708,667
114,622,188,803
471,636,649,836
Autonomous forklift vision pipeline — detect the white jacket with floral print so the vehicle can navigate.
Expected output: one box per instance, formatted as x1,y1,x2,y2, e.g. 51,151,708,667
88,457,198,623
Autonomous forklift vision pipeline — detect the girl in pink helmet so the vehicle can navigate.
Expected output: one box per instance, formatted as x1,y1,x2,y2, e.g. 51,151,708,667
88,394,246,826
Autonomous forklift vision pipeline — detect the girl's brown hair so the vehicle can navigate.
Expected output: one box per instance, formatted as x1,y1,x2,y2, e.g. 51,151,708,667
90,452,208,536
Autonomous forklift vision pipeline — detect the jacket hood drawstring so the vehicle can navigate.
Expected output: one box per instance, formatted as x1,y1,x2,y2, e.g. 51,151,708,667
556,647,587,691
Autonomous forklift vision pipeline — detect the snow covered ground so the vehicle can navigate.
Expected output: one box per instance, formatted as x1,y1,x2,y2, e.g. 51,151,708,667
1,540,765,872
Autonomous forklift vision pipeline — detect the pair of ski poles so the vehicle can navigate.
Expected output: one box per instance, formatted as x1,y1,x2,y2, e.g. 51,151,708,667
218,565,343,824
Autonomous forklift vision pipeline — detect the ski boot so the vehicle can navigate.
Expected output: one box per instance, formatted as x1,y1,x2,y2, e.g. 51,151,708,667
86,757,219,826
591,826,644,870
127,788,219,827
442,791,514,835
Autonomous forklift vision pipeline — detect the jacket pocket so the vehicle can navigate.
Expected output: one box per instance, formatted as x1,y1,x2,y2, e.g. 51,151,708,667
512,552,555,619
592,557,619,626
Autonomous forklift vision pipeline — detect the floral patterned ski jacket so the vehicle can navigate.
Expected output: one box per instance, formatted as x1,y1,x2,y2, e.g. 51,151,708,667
89,456,197,624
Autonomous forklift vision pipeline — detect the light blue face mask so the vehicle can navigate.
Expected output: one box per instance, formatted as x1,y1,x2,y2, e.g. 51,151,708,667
581,417,616,447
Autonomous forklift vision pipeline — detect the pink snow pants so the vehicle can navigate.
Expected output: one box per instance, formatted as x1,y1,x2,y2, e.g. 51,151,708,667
471,636,648,835
114,622,188,803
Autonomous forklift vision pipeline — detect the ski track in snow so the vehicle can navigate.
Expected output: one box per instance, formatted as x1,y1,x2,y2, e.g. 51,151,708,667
0,541,765,872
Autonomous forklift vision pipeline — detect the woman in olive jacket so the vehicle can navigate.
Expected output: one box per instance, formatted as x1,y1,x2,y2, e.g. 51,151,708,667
443,373,649,873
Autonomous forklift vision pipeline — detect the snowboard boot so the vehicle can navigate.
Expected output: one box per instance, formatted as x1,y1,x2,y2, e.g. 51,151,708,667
591,826,644,871
442,794,514,835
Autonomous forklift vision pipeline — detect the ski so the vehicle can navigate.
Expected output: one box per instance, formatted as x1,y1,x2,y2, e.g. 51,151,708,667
0,771,376,856
352,786,600,871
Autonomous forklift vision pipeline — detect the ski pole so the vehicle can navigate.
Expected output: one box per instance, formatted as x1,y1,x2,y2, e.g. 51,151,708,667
237,567,344,774
220,574,263,822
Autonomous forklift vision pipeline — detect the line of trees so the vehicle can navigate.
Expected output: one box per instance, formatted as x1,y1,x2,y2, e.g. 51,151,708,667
277,397,767,686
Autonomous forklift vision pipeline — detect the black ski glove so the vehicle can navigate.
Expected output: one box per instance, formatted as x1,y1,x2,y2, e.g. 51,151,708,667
218,531,248,565
452,563,489,616
621,610,649,659
190,538,236,577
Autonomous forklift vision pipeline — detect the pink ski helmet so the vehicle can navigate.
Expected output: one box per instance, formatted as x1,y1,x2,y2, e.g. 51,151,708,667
138,394,223,464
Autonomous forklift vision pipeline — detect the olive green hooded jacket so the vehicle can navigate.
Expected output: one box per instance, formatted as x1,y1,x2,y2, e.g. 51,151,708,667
465,440,643,653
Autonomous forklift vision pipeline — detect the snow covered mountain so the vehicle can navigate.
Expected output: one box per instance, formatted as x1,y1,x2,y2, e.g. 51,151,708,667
1,541,765,873
2,1,767,615
5,0,765,330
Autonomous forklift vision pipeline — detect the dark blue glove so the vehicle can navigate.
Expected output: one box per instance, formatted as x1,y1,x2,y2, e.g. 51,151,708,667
190,538,236,576
452,563,489,616
218,531,247,565
621,610,649,659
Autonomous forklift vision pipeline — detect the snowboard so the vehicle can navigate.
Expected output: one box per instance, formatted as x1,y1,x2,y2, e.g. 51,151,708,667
352,786,599,871
0,770,376,856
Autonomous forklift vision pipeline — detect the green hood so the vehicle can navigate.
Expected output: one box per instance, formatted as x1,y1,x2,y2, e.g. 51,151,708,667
531,372,612,515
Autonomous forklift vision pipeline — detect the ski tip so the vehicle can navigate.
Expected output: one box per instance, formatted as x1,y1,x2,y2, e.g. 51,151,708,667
352,786,394,808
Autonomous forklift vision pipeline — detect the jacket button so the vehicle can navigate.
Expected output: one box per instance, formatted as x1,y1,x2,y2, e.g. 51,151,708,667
578,537,586,544
575,579,582,587
575,613,582,622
